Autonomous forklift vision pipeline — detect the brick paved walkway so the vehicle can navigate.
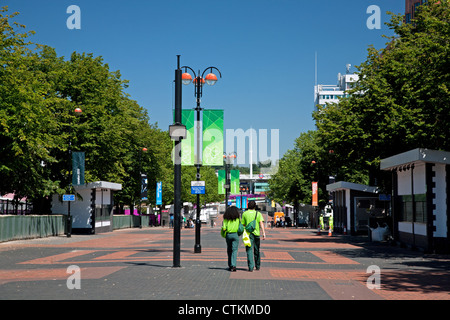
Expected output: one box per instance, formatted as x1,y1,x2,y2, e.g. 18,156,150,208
0,226,449,301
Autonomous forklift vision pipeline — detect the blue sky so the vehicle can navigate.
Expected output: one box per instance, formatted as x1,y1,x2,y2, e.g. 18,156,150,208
4,0,405,163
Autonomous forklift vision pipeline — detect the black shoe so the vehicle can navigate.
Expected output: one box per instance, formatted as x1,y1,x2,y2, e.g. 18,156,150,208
248,268,253,272
232,267,236,272
255,268,260,271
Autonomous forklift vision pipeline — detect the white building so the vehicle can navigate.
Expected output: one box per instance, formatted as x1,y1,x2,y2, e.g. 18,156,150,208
314,64,359,109
380,148,450,253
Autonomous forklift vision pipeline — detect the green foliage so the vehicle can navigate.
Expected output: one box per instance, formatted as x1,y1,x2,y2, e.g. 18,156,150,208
313,0,449,188
0,7,175,211
271,0,450,206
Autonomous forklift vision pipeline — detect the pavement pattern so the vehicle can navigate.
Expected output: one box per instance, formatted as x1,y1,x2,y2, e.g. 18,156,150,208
0,225,449,301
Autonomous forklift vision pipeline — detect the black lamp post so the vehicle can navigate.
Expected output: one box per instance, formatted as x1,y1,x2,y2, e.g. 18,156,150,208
170,55,186,268
138,147,148,229
67,107,83,237
223,152,236,211
181,65,222,254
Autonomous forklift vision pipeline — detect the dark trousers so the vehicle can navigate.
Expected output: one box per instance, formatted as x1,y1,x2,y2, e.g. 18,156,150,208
226,233,239,268
245,233,261,270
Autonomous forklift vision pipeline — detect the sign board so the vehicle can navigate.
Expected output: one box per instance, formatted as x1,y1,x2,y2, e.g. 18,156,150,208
191,181,206,195
63,194,75,202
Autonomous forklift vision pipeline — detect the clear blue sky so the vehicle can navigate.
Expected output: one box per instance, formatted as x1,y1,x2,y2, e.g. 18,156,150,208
4,0,405,163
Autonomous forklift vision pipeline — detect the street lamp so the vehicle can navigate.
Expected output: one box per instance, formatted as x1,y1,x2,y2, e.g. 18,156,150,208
223,152,237,211
67,107,83,237
182,65,222,254
171,55,185,268
139,147,148,229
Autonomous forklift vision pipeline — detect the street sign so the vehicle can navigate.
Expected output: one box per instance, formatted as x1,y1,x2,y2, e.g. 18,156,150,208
63,194,75,202
191,181,205,195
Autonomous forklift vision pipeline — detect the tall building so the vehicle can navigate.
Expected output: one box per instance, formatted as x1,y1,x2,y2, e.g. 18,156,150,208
314,64,359,109
405,0,429,23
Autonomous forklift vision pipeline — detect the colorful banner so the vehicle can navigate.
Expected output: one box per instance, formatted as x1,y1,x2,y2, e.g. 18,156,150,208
72,152,85,186
242,196,248,210
312,181,318,206
236,196,241,209
141,174,148,201
202,110,224,166
218,170,226,195
173,109,195,165
230,170,240,195
156,182,162,205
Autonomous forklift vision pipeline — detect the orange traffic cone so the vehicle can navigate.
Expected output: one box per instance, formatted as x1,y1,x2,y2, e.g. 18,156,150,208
343,226,347,235
317,226,321,235
328,227,332,236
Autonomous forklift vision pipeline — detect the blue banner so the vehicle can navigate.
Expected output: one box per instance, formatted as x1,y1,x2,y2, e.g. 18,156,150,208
242,196,248,210
156,182,162,205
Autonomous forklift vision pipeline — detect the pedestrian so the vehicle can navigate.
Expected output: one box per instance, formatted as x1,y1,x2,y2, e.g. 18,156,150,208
242,200,266,272
221,206,241,272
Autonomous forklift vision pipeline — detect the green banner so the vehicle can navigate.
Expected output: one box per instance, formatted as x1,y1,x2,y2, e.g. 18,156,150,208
202,110,224,166
218,170,226,195
230,170,240,195
72,152,85,186
173,109,195,165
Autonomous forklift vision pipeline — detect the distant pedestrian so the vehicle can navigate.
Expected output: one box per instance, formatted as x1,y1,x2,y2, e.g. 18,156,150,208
242,201,266,272
221,206,241,272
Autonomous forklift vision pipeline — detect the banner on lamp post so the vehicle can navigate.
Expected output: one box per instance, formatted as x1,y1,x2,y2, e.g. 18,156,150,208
312,181,318,207
218,170,226,195
156,181,162,205
173,109,195,165
230,170,240,195
72,152,85,186
202,110,223,166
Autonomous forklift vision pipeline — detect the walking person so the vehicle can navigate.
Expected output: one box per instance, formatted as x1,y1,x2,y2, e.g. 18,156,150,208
242,201,266,272
221,206,241,272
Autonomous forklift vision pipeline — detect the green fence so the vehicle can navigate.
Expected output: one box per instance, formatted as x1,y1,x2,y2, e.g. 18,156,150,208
0,214,152,243
113,215,149,230
0,215,66,242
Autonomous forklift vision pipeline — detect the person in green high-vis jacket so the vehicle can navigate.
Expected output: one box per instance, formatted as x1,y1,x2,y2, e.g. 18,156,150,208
222,206,241,272
242,201,266,272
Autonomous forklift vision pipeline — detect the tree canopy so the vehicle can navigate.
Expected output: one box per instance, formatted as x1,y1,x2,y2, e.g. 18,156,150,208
1,7,225,213
270,0,450,207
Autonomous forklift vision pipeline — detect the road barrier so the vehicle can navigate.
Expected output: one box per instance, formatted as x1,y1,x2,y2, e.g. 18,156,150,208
0,214,152,242
0,215,66,242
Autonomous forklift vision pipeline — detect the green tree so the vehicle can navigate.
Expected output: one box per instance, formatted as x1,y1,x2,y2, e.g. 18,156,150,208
0,8,176,214
268,131,330,207
313,0,449,188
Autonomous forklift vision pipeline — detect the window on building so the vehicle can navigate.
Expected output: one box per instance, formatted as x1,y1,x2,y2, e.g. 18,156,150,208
406,13,411,24
399,194,427,223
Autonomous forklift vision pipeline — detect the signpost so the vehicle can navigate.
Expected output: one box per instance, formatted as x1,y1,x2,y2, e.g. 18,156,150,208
63,194,75,238
191,181,206,195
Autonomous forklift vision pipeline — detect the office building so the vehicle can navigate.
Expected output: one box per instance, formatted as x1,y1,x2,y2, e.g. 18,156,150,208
314,64,359,109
